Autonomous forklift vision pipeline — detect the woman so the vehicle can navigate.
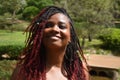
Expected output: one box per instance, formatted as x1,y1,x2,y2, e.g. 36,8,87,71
11,6,89,80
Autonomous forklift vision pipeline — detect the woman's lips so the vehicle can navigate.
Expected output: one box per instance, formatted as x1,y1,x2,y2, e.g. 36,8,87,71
51,36,61,39
48,35,62,40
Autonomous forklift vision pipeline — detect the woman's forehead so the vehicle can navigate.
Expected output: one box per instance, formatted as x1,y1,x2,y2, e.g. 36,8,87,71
48,13,69,22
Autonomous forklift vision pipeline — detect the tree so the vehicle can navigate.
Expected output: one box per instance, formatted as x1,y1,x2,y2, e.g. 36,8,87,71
113,0,120,20
0,13,12,29
0,0,27,31
112,0,120,28
23,0,53,20
53,0,115,47
23,6,39,20
98,28,120,54
0,0,26,19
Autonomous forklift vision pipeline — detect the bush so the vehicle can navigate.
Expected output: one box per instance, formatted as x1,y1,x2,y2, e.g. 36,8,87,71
11,21,29,31
23,6,39,20
0,30,25,59
0,13,13,29
98,28,120,51
0,45,24,59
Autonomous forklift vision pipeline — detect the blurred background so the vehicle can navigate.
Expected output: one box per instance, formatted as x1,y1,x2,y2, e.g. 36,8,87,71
0,0,120,80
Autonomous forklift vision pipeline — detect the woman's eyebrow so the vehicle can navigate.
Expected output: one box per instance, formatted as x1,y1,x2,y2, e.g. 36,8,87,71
59,21,67,24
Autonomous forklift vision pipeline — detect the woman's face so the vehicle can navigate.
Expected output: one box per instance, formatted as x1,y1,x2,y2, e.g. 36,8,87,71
42,13,71,49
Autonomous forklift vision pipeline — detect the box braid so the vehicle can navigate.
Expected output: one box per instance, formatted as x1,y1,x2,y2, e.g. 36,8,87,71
16,6,87,80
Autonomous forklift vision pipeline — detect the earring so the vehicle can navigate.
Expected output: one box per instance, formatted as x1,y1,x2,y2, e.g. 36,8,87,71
37,22,39,25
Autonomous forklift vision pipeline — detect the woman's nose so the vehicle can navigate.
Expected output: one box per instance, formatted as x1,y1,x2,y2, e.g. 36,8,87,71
52,25,60,32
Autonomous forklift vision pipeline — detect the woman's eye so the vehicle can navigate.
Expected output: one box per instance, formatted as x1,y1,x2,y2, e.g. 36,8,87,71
59,24,66,29
45,22,54,28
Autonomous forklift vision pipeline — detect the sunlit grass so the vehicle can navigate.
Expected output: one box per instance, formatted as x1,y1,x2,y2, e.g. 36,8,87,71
85,39,103,47
79,38,103,48
79,38,112,55
0,60,17,80
0,30,25,46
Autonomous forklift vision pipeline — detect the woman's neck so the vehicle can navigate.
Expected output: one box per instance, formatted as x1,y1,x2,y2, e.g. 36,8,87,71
45,48,67,80
46,48,66,68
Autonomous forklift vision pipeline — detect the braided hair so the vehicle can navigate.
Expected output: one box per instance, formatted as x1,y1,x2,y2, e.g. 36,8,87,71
17,6,87,80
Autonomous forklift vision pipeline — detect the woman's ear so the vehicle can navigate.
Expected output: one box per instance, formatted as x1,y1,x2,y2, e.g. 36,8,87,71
67,40,71,45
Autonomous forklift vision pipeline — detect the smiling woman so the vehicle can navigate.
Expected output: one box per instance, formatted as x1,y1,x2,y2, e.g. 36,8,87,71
11,6,89,80
43,13,70,49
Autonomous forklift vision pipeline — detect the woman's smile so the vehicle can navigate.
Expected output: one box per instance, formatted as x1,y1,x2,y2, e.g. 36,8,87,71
49,36,61,40
46,34,62,41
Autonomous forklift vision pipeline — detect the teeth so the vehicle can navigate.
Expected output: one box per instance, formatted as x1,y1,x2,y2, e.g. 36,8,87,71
51,36,59,39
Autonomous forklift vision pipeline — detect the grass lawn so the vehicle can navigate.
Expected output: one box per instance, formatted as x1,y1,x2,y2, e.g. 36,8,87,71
0,30,26,46
0,60,17,80
0,30,25,79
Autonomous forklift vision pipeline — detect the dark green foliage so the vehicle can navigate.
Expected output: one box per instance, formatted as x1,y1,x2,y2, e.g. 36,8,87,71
0,30,25,59
27,0,53,10
23,0,53,20
0,45,24,59
98,28,120,51
0,13,13,29
0,0,26,15
23,6,39,20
